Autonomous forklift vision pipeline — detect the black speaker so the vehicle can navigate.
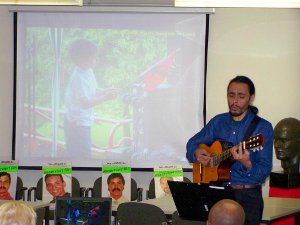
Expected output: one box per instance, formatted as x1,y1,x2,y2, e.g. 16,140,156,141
270,171,300,188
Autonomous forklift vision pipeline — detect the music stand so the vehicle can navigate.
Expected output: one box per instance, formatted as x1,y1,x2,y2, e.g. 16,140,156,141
168,181,235,221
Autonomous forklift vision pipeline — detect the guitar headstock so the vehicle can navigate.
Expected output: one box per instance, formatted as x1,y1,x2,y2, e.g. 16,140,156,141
243,134,264,151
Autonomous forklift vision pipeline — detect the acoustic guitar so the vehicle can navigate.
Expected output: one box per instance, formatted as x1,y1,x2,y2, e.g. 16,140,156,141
193,134,264,183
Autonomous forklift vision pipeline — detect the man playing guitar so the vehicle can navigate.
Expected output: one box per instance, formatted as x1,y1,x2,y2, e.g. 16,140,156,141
186,75,273,225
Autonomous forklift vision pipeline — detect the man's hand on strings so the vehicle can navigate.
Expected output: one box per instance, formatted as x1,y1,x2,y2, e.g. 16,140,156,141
231,144,252,169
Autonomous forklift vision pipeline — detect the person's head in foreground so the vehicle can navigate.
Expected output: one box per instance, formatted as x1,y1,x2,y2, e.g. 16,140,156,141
207,199,245,225
0,201,36,225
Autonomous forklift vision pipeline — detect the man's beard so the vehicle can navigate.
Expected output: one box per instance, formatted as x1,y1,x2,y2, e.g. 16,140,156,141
229,103,247,118
230,110,243,117
229,106,243,117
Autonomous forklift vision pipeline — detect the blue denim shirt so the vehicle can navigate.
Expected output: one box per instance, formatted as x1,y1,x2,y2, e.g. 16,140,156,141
186,110,273,185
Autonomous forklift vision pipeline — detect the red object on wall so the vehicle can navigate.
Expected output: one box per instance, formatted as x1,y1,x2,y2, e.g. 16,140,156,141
269,187,300,198
271,217,294,225
269,187,300,225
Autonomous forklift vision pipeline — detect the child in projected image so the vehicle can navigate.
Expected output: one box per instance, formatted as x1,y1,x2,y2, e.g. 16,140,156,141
64,39,118,158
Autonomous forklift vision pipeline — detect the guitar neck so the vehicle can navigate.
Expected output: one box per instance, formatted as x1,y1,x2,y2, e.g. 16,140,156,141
209,134,264,168
210,148,232,168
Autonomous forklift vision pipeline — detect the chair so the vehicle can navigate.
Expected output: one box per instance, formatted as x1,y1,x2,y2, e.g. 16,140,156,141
15,176,28,201
146,176,191,199
117,202,168,225
35,207,46,225
85,177,143,201
172,211,206,225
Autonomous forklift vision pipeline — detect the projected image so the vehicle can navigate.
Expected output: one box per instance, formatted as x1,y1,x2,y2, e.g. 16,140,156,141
15,12,206,168
55,198,111,225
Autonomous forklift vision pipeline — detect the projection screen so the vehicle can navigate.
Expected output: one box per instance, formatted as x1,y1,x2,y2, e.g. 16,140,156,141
13,9,207,169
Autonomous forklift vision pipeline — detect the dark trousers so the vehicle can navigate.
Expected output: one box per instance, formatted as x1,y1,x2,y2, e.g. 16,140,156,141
234,187,264,225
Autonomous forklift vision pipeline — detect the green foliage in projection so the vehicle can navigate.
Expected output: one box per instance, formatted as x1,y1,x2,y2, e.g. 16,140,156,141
24,27,174,147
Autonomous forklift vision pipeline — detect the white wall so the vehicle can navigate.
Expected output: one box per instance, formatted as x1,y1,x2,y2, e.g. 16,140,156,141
206,8,300,195
1,6,300,198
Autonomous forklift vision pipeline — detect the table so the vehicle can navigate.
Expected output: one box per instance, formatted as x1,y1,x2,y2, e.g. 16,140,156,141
0,200,50,225
142,196,300,225
268,186,300,225
261,197,300,225
142,195,176,214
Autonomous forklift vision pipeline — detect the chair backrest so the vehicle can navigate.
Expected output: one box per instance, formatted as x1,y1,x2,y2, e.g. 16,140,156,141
36,176,81,200
15,176,27,200
91,177,139,201
71,176,81,197
172,211,206,225
91,177,102,197
117,202,168,225
147,176,191,199
36,177,43,200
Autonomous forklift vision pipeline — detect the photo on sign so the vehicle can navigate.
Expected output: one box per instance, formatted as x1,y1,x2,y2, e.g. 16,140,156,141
102,172,131,209
154,176,183,198
0,172,17,200
42,174,72,203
